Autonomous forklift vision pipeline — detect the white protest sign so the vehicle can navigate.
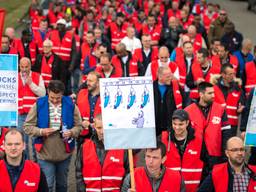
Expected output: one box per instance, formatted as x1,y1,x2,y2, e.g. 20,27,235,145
100,76,156,149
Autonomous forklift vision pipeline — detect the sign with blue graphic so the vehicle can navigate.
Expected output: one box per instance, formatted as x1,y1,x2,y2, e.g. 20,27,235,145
0,54,18,126
245,88,256,146
100,76,156,149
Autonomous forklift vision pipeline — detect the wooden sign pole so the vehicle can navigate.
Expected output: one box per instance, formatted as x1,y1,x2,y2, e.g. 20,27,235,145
128,149,136,190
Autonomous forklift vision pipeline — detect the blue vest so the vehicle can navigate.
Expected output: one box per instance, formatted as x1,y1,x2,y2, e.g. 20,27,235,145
34,96,75,153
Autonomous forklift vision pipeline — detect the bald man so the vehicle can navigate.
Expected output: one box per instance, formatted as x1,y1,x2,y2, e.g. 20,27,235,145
112,43,141,77
199,137,256,191
145,46,179,81
33,39,63,88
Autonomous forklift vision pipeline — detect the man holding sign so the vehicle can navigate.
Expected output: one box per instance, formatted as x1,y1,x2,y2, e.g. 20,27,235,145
76,114,129,192
121,141,185,192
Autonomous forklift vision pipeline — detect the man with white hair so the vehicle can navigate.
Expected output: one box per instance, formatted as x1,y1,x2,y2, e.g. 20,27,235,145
18,57,46,158
121,26,142,53
33,39,63,88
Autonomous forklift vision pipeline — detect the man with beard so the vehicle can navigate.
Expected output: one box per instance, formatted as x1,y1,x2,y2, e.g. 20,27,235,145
76,71,101,138
185,82,232,167
198,137,256,191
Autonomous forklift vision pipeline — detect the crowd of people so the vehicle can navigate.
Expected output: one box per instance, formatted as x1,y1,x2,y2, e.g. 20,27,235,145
1,0,256,191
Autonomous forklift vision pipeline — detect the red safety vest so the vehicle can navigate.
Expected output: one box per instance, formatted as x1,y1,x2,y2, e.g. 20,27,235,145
18,72,40,115
133,47,158,64
32,30,44,54
47,30,73,61
176,54,192,89
212,163,256,192
82,139,125,192
1,47,18,55
162,131,204,192
95,65,123,78
109,22,129,49
0,160,40,192
47,10,64,26
111,55,139,77
190,61,220,99
41,55,54,87
214,85,241,126
245,61,256,96
185,102,224,156
76,89,101,136
134,167,181,192
142,24,162,42
202,11,218,32
80,42,99,71
151,60,178,81
16,40,37,65
211,54,239,73
171,80,183,109
192,34,203,53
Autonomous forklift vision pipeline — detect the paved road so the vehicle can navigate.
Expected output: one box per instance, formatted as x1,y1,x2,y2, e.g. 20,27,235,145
208,0,256,45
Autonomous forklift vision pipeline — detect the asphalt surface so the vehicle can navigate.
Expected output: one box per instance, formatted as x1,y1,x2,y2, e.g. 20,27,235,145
208,0,256,45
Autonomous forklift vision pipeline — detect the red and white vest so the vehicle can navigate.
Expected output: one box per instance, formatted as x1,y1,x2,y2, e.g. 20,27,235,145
82,139,125,192
109,22,129,49
41,55,54,87
212,163,256,192
76,89,101,135
0,160,40,192
47,30,73,61
134,167,181,192
214,85,241,126
162,131,204,192
245,61,256,97
185,102,224,157
151,60,178,81
18,72,40,115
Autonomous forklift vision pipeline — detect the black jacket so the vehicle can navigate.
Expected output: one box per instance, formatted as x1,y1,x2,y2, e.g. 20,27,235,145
153,80,184,136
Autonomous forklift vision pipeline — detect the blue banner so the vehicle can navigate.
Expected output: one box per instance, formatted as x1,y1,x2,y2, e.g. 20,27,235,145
0,54,18,126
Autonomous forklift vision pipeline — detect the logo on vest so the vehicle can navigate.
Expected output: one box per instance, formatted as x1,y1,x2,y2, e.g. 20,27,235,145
110,156,120,162
232,93,239,97
188,149,198,155
24,180,36,187
212,116,221,124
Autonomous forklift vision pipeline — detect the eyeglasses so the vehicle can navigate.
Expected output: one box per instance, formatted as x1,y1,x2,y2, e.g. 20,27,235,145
227,148,245,152
160,57,169,59
220,13,227,16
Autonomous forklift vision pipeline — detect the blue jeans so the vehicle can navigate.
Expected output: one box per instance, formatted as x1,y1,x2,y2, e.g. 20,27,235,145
38,156,71,192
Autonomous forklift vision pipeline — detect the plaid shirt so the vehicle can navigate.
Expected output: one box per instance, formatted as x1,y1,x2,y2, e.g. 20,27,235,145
232,166,250,192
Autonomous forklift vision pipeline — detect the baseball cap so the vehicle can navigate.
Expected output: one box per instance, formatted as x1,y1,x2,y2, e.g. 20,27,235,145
172,109,189,121
56,19,67,25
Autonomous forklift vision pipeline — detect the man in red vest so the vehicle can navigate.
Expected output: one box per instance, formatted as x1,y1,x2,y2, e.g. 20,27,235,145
162,109,209,192
122,140,185,192
185,82,232,167
33,39,63,88
76,114,129,192
95,53,122,78
153,66,184,136
211,64,245,136
198,137,256,191
1,35,18,55
112,43,140,77
18,57,46,159
77,71,101,138
0,128,48,191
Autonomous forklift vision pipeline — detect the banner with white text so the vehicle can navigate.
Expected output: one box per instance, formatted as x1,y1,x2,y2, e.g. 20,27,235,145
0,54,18,126
100,76,156,150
